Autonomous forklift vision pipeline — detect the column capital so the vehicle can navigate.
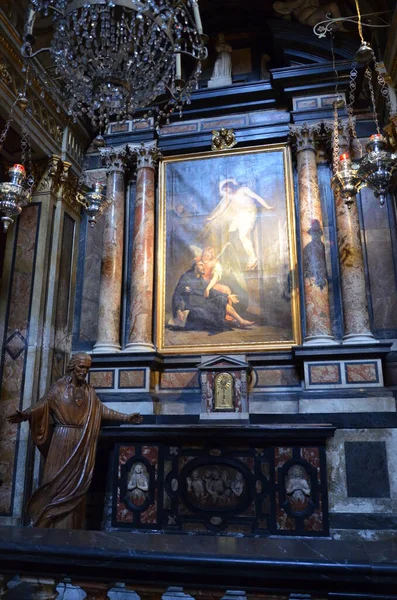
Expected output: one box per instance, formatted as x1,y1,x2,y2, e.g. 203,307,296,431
129,142,161,170
289,122,323,153
100,144,128,173
323,118,357,153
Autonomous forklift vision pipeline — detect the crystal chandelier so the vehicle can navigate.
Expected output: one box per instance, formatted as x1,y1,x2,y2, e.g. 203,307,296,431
0,94,35,231
22,0,207,128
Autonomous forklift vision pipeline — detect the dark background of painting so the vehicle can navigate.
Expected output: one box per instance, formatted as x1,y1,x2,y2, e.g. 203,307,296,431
163,149,294,347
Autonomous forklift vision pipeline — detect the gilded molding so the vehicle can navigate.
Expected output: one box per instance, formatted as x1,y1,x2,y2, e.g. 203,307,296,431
36,155,62,194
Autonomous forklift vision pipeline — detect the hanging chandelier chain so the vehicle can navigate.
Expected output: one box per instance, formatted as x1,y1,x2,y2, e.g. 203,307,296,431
354,0,365,43
347,62,358,139
20,111,30,168
0,98,18,154
374,61,394,116
365,65,381,134
332,101,340,175
26,128,35,191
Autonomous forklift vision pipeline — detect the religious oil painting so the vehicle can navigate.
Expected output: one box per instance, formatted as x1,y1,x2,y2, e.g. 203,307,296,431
156,144,301,354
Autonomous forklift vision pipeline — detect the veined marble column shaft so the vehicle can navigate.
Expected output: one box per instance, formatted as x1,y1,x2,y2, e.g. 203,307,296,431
334,130,376,344
124,143,159,352
290,124,336,345
93,147,127,353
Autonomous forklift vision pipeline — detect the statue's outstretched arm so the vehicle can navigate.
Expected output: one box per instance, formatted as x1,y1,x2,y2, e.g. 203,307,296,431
101,404,143,424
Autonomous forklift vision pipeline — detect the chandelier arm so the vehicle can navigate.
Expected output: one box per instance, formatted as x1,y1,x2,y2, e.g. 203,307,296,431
21,44,52,59
313,10,392,38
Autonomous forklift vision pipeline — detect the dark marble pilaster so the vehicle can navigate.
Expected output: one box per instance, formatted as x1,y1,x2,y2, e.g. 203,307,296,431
93,147,128,353
124,143,160,352
290,124,336,345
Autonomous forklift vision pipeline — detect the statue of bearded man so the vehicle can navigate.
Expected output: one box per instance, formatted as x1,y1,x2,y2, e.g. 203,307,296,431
8,352,143,529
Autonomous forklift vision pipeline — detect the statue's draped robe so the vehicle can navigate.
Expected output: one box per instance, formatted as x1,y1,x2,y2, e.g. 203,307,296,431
25,379,125,529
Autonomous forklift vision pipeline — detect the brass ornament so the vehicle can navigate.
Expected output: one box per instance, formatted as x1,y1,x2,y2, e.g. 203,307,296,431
214,372,234,411
211,128,237,151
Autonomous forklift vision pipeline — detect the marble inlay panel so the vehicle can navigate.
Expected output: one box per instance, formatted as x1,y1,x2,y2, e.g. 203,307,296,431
0,205,40,515
119,369,146,389
345,362,378,384
160,371,200,390
255,367,300,388
309,364,341,384
89,370,114,389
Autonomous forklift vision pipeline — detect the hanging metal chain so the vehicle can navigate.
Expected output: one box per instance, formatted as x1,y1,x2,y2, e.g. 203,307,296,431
0,99,18,153
374,61,393,116
354,0,365,43
365,64,381,134
20,110,30,167
347,61,359,140
26,124,35,193
332,100,340,174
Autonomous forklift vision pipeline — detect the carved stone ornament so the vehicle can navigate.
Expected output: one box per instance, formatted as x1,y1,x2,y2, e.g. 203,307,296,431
127,462,150,506
289,122,323,154
128,141,161,170
285,464,311,513
100,144,129,174
211,128,237,151
185,465,247,507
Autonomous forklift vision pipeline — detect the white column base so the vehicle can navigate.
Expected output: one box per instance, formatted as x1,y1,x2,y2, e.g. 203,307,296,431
303,334,338,346
208,76,232,88
122,342,155,353
92,342,121,354
342,332,378,344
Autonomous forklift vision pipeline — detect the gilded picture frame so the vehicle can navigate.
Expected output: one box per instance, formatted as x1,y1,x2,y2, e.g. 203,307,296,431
156,143,301,354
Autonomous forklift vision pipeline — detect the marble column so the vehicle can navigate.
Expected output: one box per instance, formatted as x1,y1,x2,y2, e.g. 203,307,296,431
290,124,336,345
93,146,128,353
124,143,160,352
334,126,376,344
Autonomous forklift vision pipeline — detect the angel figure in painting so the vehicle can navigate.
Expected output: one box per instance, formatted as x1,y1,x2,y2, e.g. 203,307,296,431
205,179,273,270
